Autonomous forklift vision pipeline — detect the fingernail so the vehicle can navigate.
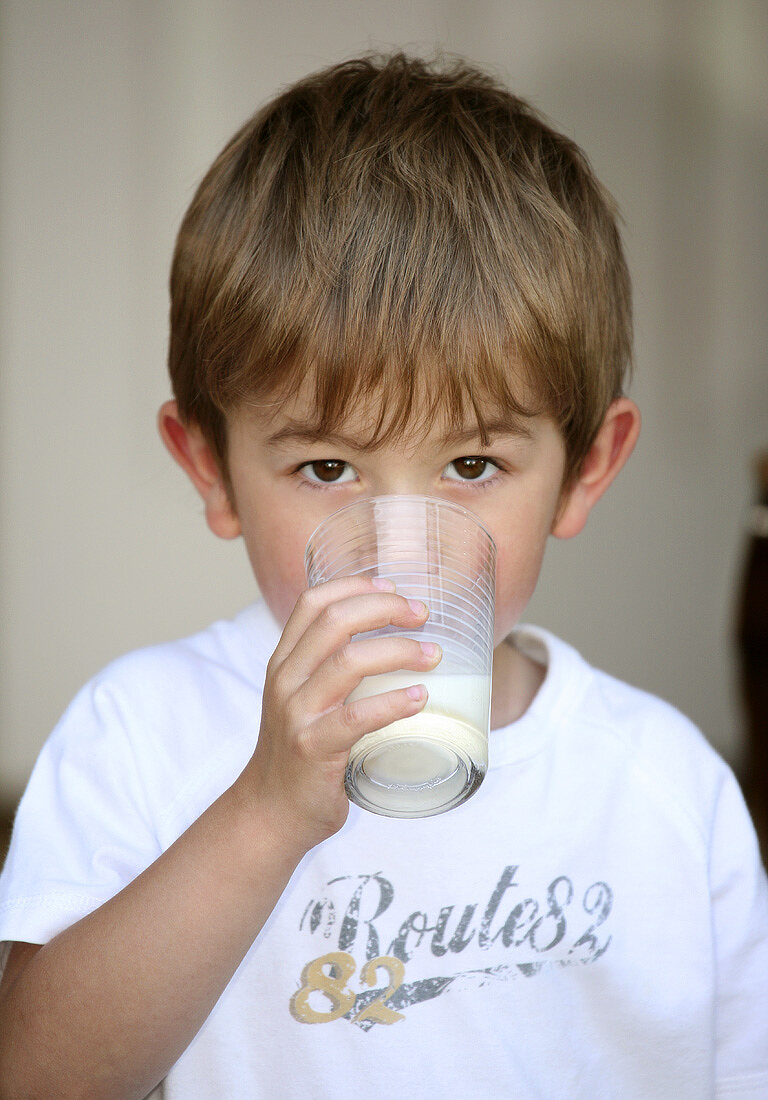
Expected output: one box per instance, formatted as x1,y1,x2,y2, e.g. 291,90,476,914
406,684,426,701
420,641,440,658
408,599,427,615
372,577,396,591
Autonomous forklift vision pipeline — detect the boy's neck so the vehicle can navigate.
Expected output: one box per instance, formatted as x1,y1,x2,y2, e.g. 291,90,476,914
490,636,546,730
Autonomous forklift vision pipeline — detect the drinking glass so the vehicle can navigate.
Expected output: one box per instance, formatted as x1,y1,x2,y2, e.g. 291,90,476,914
305,495,496,818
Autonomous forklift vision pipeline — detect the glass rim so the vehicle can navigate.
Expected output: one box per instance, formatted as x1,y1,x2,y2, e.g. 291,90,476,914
305,493,497,569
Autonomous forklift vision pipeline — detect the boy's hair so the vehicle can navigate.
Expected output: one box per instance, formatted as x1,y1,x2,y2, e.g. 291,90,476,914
168,52,632,485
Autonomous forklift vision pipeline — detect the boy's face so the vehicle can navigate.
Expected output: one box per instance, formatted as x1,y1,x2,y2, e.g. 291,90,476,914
221,387,570,647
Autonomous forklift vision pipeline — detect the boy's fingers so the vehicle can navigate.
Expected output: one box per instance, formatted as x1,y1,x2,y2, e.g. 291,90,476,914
275,591,429,688
271,576,394,662
292,635,442,714
315,683,429,756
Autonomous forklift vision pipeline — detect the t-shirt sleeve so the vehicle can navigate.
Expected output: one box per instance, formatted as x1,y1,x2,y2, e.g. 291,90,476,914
0,677,161,969
710,768,768,1095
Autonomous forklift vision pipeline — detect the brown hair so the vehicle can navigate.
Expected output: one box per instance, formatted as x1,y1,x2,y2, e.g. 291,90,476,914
168,52,632,484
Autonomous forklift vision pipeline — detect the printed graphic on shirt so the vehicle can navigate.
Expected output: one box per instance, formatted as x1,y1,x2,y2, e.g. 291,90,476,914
290,864,612,1029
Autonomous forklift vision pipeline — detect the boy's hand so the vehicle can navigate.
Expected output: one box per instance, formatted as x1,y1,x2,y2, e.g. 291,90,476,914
237,576,440,847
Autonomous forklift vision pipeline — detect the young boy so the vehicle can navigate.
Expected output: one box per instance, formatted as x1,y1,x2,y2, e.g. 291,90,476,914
0,53,766,1099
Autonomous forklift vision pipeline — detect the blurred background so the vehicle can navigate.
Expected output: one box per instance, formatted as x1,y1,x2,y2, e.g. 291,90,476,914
1,2,766,844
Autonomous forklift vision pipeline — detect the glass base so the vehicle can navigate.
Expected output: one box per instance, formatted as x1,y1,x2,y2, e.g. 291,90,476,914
345,726,486,819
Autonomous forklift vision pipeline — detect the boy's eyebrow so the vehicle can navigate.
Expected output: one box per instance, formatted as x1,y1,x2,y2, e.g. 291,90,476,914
265,417,533,450
440,418,534,446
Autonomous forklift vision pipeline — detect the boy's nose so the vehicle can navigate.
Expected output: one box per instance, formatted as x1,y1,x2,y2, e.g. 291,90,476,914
371,495,432,560
367,460,434,499
369,478,429,498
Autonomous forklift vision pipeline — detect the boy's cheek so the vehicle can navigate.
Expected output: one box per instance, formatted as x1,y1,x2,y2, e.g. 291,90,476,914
253,558,308,628
491,545,546,643
492,577,528,643
240,534,309,628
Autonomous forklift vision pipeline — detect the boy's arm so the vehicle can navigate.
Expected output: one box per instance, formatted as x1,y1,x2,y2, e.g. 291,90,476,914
0,577,437,1099
0,786,305,1099
709,767,768,1090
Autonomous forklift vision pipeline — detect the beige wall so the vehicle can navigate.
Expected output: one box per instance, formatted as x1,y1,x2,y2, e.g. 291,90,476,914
1,0,766,800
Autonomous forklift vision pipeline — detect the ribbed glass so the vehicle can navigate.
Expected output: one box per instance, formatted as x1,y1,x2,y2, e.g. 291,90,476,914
305,495,496,818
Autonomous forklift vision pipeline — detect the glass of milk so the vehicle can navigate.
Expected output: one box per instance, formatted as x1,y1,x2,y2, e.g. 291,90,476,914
305,495,496,818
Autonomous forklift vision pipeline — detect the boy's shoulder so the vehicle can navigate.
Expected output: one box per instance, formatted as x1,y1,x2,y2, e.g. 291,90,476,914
88,599,281,704
518,625,737,839
43,601,283,830
520,624,715,746
585,646,724,781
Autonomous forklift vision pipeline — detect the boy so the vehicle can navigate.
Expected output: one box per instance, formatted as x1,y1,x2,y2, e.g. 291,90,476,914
1,53,766,1098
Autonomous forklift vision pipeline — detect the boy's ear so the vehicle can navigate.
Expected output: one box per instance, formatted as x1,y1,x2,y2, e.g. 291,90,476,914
157,400,241,540
552,397,641,540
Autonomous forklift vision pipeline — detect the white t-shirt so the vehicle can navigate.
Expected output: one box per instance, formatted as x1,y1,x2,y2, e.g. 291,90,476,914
1,600,767,1098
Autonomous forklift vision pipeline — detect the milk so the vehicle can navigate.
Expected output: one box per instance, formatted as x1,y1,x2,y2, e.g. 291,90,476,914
345,671,490,817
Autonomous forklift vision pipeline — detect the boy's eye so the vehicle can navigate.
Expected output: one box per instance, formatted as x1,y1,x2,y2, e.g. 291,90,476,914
443,457,499,482
299,460,357,484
